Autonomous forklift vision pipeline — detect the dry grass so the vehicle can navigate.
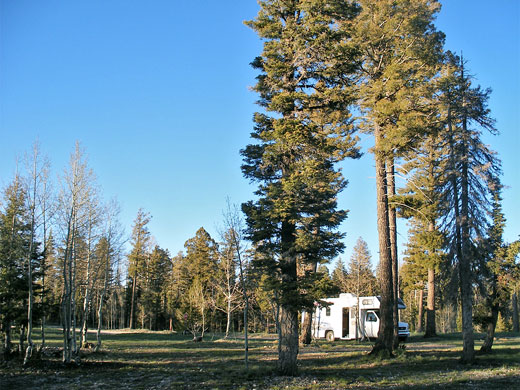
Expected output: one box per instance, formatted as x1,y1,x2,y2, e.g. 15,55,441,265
0,328,519,389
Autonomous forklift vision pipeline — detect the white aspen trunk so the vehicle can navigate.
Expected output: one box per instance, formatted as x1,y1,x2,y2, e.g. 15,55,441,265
95,243,111,352
71,213,79,359
81,212,94,347
62,206,75,364
24,180,36,364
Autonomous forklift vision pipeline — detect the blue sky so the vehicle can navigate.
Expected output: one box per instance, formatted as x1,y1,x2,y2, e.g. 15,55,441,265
1,1,518,267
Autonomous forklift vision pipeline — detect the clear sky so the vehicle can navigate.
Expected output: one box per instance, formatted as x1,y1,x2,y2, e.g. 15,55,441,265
1,1,518,267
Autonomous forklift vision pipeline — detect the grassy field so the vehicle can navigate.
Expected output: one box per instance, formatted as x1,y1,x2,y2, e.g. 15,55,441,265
1,327,519,389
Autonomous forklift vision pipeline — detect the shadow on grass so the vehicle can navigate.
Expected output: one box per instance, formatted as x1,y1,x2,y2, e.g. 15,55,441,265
3,329,519,390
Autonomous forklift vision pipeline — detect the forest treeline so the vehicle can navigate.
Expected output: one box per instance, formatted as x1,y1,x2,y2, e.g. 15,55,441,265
1,0,519,375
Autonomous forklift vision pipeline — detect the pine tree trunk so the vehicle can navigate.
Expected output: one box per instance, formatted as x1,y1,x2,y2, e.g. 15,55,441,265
277,220,299,375
278,305,299,375
370,127,394,357
300,260,317,345
417,288,424,333
3,320,12,359
387,160,399,350
512,292,519,333
129,275,137,329
479,305,499,354
424,267,437,338
300,311,313,345
459,86,475,364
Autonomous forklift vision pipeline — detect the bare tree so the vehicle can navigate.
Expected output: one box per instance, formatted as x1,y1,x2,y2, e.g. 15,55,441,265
222,199,249,369
22,141,51,365
215,230,241,339
58,142,96,363
95,199,124,352
79,193,102,348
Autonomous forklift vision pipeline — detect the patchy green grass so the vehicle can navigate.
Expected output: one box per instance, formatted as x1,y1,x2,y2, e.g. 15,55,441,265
1,327,519,389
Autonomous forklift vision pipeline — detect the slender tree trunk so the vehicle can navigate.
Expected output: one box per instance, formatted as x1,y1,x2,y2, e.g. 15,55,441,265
19,324,26,355
62,209,74,364
424,267,437,337
225,298,232,338
81,213,95,347
459,73,475,363
3,320,12,359
24,241,34,364
129,274,137,329
447,97,474,362
81,268,92,347
479,303,499,354
300,261,317,345
40,184,49,352
512,291,519,333
237,249,249,369
417,288,424,333
370,126,394,357
95,247,110,352
387,159,399,349
71,237,79,359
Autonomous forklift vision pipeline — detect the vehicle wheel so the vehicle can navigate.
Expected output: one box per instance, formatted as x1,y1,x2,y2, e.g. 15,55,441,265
325,331,334,342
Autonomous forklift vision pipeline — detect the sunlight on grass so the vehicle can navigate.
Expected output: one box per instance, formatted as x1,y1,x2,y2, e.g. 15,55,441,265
1,328,519,389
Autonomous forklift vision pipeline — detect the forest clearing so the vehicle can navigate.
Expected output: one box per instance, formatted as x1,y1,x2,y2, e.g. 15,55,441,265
1,0,519,385
1,327,519,389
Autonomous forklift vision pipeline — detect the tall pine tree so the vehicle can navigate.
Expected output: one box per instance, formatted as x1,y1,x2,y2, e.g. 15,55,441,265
347,0,444,356
243,0,360,374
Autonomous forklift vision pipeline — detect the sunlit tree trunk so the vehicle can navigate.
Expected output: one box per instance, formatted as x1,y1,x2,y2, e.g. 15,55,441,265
424,266,437,337
513,291,519,333
387,159,399,349
370,126,394,357
417,288,424,333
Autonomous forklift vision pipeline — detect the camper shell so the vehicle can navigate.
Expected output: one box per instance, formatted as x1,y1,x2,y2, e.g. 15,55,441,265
310,293,410,342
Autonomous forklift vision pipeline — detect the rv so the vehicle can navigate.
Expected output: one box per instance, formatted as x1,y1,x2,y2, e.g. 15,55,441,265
310,293,410,342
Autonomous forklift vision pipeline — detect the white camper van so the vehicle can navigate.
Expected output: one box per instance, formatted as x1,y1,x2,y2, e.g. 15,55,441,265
310,293,410,342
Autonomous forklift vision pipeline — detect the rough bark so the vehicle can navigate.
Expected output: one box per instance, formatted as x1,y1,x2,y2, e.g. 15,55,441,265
278,305,299,375
300,311,313,345
277,220,299,375
424,267,437,337
417,288,424,333
370,126,394,357
387,160,399,349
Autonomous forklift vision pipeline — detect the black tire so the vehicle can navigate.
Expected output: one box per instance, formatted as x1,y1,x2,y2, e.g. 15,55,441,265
325,330,334,342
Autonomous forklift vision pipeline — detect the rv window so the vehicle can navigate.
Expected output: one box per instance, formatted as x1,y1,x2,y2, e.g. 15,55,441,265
326,307,331,316
366,312,377,322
